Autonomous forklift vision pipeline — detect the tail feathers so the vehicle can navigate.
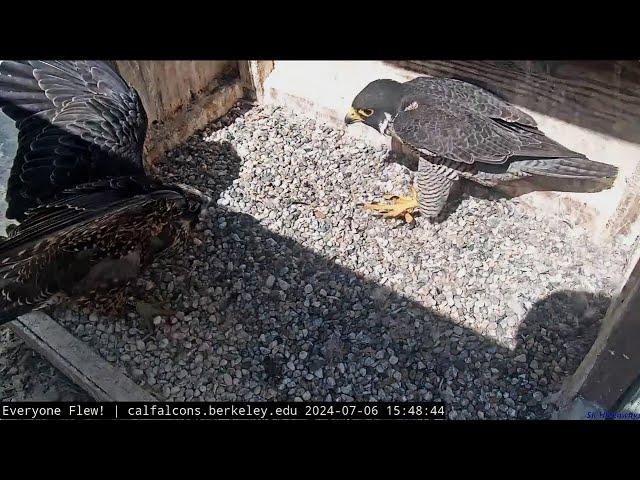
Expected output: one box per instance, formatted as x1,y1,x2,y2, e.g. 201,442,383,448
516,157,618,183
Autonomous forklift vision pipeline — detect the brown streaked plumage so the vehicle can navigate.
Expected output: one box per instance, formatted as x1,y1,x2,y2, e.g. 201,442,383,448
0,61,209,325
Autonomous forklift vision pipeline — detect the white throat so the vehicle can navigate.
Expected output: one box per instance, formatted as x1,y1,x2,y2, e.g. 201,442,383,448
377,112,394,135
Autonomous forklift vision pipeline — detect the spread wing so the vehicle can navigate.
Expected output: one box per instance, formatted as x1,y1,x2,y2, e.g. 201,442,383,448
0,60,148,220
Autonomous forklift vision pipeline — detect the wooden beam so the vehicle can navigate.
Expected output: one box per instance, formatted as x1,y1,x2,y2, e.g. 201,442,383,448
114,61,244,165
238,61,275,103
617,374,640,413
144,78,244,165
9,311,156,402
559,246,640,409
238,61,257,100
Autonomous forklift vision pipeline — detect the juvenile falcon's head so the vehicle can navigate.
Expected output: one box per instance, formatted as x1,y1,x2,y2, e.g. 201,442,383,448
173,183,212,224
149,183,211,257
345,79,405,133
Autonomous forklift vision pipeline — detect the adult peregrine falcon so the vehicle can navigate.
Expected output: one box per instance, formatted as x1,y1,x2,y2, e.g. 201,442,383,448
345,77,618,222
0,60,209,325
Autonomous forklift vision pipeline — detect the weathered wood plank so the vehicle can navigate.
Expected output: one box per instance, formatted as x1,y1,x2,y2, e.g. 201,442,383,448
239,61,275,102
616,373,640,413
143,78,244,164
559,246,640,409
390,60,640,144
9,311,156,402
114,62,244,164
238,61,257,100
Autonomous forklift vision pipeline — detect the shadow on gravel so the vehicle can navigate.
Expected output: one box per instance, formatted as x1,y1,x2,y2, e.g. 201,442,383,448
144,138,614,418
194,202,611,418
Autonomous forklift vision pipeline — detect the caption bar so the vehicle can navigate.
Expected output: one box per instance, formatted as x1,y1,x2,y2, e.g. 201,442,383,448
1,402,447,420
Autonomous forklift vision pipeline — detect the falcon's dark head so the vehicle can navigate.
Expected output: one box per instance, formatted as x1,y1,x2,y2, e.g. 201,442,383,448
345,79,405,133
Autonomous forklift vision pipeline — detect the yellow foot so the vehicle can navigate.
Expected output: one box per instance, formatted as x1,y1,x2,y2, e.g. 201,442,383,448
364,186,419,223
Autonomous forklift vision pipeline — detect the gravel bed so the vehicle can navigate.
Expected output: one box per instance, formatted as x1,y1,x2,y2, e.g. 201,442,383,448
45,102,631,418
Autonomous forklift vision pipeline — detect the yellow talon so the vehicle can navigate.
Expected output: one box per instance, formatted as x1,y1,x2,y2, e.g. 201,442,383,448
364,186,418,223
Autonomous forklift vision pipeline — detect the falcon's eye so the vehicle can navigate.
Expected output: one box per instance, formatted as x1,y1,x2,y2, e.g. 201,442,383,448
359,108,374,117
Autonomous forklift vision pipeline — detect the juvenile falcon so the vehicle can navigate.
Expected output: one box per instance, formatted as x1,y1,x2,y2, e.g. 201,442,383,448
345,77,618,222
0,60,209,325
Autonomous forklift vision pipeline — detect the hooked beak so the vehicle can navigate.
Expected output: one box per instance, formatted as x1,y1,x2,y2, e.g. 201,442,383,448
344,107,363,125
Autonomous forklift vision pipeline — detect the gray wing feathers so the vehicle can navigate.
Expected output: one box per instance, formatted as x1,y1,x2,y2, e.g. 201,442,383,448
392,103,586,165
404,77,537,127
